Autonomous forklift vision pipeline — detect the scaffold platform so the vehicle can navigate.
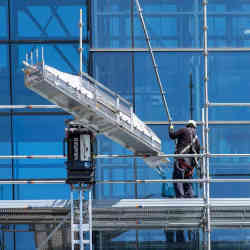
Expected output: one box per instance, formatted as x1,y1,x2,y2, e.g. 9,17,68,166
23,62,162,157
1,198,250,230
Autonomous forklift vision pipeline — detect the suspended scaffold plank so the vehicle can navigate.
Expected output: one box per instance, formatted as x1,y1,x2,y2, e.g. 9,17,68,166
22,61,169,172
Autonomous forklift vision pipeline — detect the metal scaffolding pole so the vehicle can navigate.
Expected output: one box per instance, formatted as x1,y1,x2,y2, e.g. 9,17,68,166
145,120,250,125
1,153,250,160
209,102,250,107
202,108,207,199
203,0,211,249
134,0,172,123
0,105,58,109
79,187,84,250
0,178,250,185
0,155,66,159
79,8,83,77
2,178,250,185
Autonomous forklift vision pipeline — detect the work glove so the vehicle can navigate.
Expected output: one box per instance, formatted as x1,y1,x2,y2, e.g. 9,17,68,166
169,124,174,132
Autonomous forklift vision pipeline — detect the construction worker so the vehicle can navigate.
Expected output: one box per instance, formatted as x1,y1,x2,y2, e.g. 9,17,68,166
165,120,200,244
169,120,200,198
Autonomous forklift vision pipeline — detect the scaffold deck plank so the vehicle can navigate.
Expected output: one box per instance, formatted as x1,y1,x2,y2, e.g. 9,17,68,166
0,199,250,229
23,62,162,156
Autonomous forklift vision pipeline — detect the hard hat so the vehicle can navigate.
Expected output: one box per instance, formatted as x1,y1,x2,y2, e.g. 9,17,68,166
187,120,197,128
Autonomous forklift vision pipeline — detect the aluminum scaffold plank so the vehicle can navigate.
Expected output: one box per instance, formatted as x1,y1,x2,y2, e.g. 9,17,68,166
22,58,168,173
0,198,250,230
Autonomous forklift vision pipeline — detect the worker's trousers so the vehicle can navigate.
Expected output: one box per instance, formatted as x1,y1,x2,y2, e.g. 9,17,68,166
173,157,194,198
165,157,195,243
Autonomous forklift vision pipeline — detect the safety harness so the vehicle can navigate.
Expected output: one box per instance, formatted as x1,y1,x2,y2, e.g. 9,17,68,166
177,129,199,177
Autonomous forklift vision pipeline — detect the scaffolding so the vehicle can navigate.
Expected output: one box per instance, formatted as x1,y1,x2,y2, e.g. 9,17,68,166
0,1,250,250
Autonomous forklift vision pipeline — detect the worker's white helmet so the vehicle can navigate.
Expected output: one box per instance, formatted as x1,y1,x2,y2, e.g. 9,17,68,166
187,120,197,128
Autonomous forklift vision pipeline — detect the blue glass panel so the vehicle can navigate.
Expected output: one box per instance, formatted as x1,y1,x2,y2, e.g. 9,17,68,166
15,225,35,250
0,45,10,105
10,0,88,40
0,1,8,39
95,135,134,199
92,0,202,48
211,229,250,249
12,43,88,107
136,160,164,198
97,229,201,249
1,230,14,250
134,52,203,121
210,125,250,154
92,52,132,99
133,0,201,48
209,52,250,107
211,179,250,198
206,0,250,47
0,116,12,200
93,52,203,121
92,0,131,48
13,115,71,199
137,229,200,249
210,124,250,198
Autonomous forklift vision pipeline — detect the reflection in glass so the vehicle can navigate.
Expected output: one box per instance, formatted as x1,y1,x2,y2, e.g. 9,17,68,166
10,0,88,40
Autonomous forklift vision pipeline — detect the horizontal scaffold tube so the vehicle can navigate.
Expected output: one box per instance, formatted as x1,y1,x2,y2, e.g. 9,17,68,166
209,102,250,107
0,179,66,184
0,105,58,109
0,178,249,184
0,155,66,159
146,121,250,125
97,178,250,184
0,153,250,159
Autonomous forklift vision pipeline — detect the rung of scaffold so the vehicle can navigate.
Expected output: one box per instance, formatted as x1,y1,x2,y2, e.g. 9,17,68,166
73,239,90,244
0,155,65,159
209,102,250,107
0,105,58,109
72,223,89,232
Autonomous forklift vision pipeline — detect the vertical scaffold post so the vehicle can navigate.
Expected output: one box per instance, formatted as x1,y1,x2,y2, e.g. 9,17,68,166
30,51,33,65
41,47,45,74
36,48,39,64
89,188,93,250
203,0,211,249
79,8,83,77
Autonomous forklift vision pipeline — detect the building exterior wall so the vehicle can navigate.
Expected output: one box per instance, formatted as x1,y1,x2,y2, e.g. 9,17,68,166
91,0,250,249
1,0,250,249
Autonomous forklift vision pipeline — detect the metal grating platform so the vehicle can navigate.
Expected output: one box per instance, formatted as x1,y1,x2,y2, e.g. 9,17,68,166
1,199,250,230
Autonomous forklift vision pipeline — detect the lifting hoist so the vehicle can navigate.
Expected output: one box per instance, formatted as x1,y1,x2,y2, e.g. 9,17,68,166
65,121,96,250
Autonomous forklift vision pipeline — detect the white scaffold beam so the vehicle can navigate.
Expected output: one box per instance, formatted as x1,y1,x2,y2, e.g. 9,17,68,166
0,105,58,109
0,153,250,160
0,178,250,185
209,102,250,107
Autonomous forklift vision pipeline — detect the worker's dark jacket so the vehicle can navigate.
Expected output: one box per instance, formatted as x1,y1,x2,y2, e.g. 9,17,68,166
169,127,201,198
169,127,200,155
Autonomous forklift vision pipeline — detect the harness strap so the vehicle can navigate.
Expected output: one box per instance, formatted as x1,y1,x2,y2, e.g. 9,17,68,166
178,159,194,177
180,134,198,154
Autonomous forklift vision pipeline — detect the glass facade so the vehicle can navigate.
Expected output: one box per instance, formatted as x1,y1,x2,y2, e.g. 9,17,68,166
1,0,250,249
